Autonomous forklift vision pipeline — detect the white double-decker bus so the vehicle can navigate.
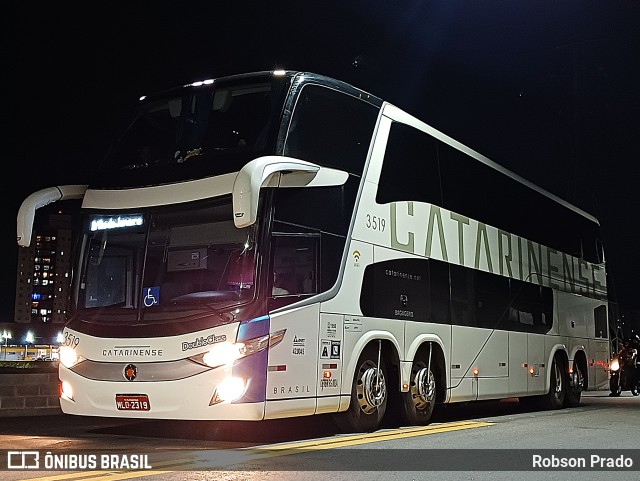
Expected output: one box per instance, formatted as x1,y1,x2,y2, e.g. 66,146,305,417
17,70,610,432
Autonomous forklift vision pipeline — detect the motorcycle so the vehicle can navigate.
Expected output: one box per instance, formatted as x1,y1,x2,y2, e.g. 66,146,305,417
609,336,640,397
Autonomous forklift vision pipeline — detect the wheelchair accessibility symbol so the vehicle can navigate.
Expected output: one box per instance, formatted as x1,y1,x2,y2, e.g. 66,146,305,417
142,287,160,307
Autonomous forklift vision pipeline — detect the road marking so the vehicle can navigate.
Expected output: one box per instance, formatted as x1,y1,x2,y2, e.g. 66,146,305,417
248,420,494,457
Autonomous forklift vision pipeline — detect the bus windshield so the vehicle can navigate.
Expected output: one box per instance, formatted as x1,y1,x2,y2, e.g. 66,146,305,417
74,197,258,317
97,74,291,187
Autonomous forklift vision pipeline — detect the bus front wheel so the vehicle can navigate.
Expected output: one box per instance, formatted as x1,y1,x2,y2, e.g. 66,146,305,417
334,345,388,433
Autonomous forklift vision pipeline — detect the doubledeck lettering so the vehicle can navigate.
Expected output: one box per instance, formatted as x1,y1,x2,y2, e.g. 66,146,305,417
182,334,227,351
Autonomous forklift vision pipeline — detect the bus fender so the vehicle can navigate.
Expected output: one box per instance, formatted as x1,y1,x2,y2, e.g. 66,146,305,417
402,335,448,394
568,343,585,364
546,343,569,389
341,330,402,396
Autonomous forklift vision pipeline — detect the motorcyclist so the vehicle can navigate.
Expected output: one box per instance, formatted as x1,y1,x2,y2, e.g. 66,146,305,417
610,334,640,396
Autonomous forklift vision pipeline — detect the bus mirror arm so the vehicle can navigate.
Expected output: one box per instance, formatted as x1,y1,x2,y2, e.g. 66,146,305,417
232,156,348,228
17,185,88,247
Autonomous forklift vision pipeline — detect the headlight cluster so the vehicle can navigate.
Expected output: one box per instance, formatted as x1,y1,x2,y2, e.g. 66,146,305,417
610,357,620,372
190,329,285,368
59,346,85,368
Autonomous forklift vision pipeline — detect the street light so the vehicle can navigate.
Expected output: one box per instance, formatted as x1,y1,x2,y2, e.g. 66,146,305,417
25,330,34,360
1,330,11,360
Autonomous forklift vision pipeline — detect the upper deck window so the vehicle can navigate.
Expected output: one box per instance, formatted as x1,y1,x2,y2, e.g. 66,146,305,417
284,84,379,176
96,76,291,187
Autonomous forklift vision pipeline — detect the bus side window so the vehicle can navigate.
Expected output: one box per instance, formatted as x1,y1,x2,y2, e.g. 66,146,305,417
270,234,319,299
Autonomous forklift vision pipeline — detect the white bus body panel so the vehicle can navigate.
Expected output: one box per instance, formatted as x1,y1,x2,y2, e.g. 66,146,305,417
315,313,345,414
508,331,528,396
528,333,548,394
265,304,320,419
589,338,611,389
81,174,236,210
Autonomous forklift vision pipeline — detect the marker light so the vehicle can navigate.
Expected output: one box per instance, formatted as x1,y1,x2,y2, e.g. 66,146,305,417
473,368,479,377
60,381,74,401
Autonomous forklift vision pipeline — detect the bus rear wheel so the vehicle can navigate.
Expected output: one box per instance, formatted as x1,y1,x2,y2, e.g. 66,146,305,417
334,345,387,433
564,360,584,407
399,359,436,426
541,355,566,409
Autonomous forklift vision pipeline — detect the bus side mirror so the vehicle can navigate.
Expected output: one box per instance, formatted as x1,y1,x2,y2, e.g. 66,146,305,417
17,185,87,247
232,156,348,228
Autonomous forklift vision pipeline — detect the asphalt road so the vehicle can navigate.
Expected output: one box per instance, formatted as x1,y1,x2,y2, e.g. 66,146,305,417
1,390,638,481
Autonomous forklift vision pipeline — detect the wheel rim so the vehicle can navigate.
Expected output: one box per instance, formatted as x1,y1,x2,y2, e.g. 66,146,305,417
411,365,435,411
356,360,386,414
569,365,584,393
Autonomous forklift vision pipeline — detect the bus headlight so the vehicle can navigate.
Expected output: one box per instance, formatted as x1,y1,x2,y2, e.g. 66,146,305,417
210,376,247,404
202,342,247,367
59,346,85,368
610,358,620,372
189,329,285,368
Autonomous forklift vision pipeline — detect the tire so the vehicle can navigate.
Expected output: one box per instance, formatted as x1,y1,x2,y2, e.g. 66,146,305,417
399,358,437,426
540,356,566,409
609,375,622,397
564,361,584,407
334,344,388,433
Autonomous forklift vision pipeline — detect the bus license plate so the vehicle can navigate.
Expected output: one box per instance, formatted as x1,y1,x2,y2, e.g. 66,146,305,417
115,394,150,411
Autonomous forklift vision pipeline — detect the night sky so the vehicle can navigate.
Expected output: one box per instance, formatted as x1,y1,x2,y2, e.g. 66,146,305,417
4,2,640,322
